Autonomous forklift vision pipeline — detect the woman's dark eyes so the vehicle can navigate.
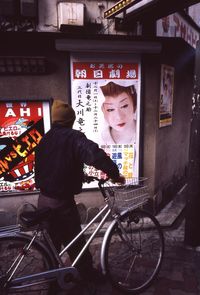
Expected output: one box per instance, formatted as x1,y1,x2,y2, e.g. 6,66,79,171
106,108,114,112
106,104,129,112
121,104,128,109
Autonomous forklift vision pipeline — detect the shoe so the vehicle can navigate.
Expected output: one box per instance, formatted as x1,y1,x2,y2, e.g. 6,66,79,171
195,246,200,252
82,281,97,295
90,268,106,283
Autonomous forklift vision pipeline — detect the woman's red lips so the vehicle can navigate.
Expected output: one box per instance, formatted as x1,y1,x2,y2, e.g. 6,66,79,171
118,123,125,127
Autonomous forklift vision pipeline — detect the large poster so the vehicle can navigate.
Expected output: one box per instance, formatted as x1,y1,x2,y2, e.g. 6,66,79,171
0,100,51,193
71,56,141,187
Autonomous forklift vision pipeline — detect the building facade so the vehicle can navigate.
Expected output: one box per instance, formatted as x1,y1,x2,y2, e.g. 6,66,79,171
0,1,200,224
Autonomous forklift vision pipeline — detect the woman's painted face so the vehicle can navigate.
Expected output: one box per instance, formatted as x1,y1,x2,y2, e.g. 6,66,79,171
102,92,134,131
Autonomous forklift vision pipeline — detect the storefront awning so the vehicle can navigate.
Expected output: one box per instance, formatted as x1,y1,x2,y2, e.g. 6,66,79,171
55,38,162,53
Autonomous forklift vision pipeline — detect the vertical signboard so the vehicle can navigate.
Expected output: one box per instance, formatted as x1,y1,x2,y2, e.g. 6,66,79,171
159,64,174,127
71,55,141,187
0,100,51,193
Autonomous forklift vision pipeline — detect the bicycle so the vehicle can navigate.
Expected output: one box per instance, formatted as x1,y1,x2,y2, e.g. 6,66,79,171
0,176,164,294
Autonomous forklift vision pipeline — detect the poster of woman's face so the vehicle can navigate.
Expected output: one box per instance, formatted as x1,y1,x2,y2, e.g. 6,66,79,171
100,81,137,145
70,58,141,186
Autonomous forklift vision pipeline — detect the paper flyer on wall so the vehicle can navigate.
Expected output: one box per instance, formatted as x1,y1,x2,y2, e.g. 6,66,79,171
159,64,174,127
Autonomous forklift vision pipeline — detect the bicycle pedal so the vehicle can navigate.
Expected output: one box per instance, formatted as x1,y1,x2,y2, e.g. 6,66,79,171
0,275,8,291
57,267,80,290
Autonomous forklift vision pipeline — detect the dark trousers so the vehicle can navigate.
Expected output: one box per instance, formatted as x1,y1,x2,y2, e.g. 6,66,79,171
38,193,94,277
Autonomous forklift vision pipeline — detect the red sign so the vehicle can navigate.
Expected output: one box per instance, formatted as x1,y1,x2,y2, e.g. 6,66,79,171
73,63,138,80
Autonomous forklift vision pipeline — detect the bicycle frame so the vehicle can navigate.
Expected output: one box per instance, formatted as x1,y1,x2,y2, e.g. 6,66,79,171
1,177,164,295
3,202,115,291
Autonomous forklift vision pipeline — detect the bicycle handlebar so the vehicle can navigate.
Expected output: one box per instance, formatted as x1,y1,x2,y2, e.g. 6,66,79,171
83,175,109,185
83,175,110,200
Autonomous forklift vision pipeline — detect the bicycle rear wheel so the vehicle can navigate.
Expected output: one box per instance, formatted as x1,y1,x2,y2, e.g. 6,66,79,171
103,209,164,294
0,234,56,295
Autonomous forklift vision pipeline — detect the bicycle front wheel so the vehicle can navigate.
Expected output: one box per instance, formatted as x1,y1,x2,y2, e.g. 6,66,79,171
103,209,164,294
0,234,56,295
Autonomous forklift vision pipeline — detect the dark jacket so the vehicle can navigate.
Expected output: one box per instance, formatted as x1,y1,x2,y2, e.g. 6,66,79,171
35,123,119,200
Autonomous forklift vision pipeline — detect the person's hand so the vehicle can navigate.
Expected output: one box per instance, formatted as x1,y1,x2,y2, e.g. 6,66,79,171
111,174,126,185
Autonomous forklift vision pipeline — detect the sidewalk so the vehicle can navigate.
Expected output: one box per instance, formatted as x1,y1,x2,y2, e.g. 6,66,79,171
91,218,200,295
89,186,200,295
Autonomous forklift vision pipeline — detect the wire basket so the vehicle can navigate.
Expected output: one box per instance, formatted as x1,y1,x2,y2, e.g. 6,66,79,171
105,177,150,213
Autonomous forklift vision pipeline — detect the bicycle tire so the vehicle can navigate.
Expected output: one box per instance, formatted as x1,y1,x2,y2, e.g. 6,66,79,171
0,233,57,295
102,209,164,294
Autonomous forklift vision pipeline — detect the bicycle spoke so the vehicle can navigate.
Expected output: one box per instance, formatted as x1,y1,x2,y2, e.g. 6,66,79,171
0,236,55,295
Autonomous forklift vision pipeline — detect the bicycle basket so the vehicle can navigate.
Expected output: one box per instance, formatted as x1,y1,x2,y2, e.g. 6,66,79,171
105,177,150,213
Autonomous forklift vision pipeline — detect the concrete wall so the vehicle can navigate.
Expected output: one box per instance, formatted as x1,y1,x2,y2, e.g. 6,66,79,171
143,39,195,212
142,54,159,198
0,39,70,101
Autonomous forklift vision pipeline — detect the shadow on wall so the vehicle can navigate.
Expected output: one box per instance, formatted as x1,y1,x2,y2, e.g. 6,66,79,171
153,172,188,214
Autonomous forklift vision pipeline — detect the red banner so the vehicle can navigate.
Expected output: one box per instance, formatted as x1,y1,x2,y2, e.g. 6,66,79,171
73,62,138,80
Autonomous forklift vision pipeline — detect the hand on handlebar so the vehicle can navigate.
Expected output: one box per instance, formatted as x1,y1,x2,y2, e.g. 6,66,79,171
83,174,95,183
111,174,126,185
83,173,125,185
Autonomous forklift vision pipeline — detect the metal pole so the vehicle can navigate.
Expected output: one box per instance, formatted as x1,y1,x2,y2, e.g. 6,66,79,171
184,40,200,247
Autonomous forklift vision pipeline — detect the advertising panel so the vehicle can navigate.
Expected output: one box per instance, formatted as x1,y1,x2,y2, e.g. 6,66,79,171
156,12,199,49
71,55,141,187
159,64,174,128
0,100,51,193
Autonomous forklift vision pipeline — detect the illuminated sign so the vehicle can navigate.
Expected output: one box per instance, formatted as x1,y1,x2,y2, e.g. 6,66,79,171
104,0,154,19
104,0,136,18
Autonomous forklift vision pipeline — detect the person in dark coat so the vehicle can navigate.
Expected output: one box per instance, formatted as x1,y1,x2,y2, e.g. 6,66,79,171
35,99,125,283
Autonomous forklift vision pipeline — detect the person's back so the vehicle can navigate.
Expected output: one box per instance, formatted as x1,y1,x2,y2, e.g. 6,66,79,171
35,120,121,199
35,125,84,200
34,99,125,285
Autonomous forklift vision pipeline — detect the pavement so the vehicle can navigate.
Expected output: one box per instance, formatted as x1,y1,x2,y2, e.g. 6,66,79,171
85,185,200,295
88,218,200,295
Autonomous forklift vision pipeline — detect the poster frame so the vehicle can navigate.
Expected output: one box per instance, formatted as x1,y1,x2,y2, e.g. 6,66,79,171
159,64,174,128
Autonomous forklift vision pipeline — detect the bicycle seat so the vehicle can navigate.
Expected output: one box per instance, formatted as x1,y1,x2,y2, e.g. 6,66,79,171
20,207,52,228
